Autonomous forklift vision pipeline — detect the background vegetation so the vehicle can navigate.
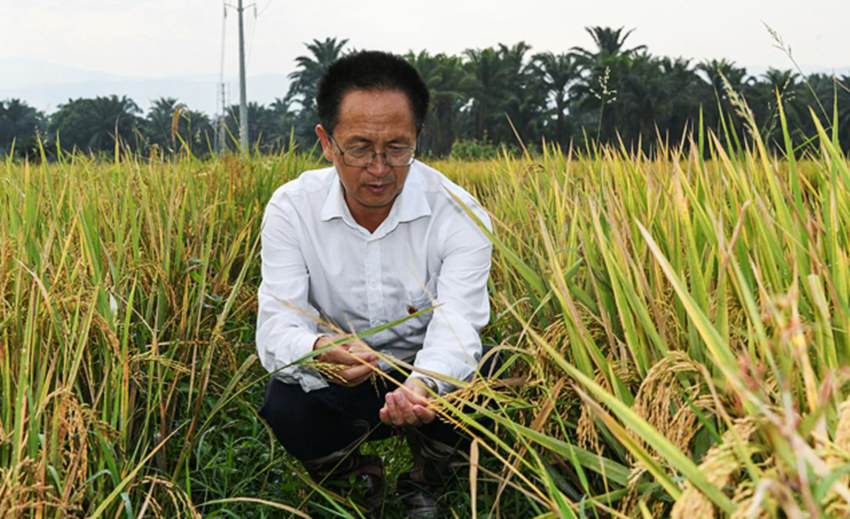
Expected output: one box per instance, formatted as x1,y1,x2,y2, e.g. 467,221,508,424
2,83,850,516
2,27,850,160
3,24,850,518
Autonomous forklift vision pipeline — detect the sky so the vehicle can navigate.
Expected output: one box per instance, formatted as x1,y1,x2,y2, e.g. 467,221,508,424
1,0,848,113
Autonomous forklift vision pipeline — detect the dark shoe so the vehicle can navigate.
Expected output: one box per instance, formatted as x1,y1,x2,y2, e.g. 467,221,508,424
396,470,441,519
303,451,385,511
399,428,466,518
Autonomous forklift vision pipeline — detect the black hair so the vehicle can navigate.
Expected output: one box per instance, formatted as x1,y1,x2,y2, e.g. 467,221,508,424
316,50,430,136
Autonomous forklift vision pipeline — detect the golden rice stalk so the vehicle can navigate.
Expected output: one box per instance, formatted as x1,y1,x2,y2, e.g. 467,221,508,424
541,318,567,346
49,389,91,496
824,492,850,518
617,463,647,516
577,352,637,453
0,458,58,516
0,235,13,301
539,319,571,381
671,419,757,519
729,478,775,519
616,353,714,516
822,397,850,515
734,477,805,519
730,480,756,516
132,475,202,519
833,398,850,460
632,352,715,455
577,403,600,453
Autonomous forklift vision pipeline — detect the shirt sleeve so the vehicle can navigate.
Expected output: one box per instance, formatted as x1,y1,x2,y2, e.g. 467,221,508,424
256,194,329,392
410,195,492,394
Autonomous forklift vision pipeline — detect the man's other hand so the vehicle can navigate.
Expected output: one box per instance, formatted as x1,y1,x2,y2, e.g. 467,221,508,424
379,379,436,427
314,335,378,387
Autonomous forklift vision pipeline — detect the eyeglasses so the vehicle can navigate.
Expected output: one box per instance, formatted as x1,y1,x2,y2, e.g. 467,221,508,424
328,135,416,168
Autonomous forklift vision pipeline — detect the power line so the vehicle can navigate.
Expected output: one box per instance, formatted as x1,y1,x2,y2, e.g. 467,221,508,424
221,0,255,153
257,0,273,17
247,0,274,67
216,0,228,155
245,3,258,69
236,0,249,153
218,0,267,153
219,1,227,87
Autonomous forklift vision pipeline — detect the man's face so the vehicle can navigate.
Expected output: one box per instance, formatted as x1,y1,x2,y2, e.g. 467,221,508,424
316,89,417,225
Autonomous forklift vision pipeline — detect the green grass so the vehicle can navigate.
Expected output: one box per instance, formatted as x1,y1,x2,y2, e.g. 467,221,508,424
2,109,850,518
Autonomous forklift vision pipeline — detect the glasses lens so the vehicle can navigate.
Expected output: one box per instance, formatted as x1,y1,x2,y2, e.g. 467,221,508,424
343,148,372,166
385,149,414,166
341,148,415,167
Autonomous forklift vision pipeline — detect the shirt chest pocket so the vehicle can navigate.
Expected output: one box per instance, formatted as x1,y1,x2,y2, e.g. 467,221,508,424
396,279,437,332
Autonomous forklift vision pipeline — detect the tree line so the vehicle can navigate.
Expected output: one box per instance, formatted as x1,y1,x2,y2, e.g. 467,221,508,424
2,27,849,160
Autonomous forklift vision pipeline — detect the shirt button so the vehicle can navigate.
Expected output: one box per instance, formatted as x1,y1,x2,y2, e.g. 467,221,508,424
369,280,378,287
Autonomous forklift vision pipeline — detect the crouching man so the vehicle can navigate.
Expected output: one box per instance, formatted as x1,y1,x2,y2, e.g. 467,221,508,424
256,50,492,516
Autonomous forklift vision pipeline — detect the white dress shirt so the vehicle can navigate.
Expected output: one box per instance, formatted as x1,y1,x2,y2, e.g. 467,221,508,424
256,160,492,393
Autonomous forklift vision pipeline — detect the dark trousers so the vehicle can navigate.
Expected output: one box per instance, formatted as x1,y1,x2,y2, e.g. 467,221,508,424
259,370,465,461
259,349,500,462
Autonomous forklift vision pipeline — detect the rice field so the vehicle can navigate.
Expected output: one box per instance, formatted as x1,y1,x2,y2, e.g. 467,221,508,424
2,113,850,518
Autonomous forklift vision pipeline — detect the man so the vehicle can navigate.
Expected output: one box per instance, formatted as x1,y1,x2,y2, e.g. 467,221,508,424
257,50,492,516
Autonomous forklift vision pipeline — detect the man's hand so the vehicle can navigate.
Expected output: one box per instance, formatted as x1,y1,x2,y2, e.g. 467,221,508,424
379,379,436,427
314,335,378,387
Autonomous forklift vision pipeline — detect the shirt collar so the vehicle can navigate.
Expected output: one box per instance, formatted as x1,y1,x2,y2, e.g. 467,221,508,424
319,171,348,222
392,165,431,224
319,164,432,229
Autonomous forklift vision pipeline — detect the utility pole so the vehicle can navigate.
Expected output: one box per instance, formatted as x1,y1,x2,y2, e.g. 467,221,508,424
216,82,227,155
217,3,228,155
237,0,249,153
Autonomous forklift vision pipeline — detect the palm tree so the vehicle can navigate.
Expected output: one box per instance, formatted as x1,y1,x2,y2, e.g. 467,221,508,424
611,54,670,148
696,59,748,99
0,98,42,157
570,27,647,145
287,37,349,110
406,51,470,157
140,97,215,156
529,52,580,146
571,26,646,71
144,97,182,151
286,37,349,146
695,59,752,142
269,96,297,147
836,75,850,151
224,102,290,153
50,95,141,153
496,42,546,145
463,46,514,141
749,68,805,144
498,42,532,75
657,57,708,139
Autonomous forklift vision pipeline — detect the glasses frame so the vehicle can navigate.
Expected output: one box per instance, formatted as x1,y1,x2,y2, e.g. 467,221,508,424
328,135,416,168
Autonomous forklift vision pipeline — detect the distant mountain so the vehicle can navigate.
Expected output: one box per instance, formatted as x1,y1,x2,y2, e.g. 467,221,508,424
0,58,122,89
0,58,289,116
3,58,846,118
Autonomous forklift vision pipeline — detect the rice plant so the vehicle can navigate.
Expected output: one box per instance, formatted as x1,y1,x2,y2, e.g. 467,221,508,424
1,102,849,518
